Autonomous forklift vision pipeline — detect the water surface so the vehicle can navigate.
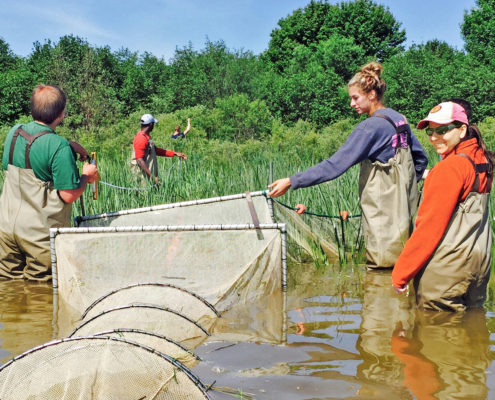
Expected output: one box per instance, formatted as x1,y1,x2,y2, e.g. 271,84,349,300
1,266,494,399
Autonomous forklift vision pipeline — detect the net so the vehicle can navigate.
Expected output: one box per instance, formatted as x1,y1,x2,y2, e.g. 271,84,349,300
92,329,200,368
76,191,274,227
1,192,287,398
51,192,286,341
81,283,220,331
273,201,363,264
69,304,210,349
0,336,210,400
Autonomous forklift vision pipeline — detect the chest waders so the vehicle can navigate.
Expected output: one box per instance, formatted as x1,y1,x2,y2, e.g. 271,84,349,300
130,137,158,185
414,154,492,311
359,114,419,268
0,128,72,281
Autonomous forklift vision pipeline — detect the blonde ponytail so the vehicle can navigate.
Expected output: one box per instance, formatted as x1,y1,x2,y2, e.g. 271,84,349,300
348,61,386,100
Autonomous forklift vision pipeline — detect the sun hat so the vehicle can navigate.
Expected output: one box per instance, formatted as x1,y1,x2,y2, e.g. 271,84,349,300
417,102,469,129
140,114,158,124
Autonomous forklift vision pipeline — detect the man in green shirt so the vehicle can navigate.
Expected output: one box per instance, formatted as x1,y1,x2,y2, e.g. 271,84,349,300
0,84,99,281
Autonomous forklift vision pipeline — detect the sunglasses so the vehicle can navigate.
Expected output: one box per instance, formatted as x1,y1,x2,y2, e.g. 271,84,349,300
425,123,463,136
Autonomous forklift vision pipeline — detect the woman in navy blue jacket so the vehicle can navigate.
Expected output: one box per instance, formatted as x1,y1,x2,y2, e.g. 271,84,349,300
268,62,428,268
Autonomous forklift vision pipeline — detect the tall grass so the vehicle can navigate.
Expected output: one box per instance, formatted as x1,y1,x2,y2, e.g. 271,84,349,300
1,111,495,272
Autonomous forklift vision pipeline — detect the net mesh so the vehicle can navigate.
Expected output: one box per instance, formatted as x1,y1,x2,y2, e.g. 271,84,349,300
69,305,209,349
0,337,209,400
11,192,287,398
273,201,362,263
54,227,283,338
92,329,200,368
81,283,219,330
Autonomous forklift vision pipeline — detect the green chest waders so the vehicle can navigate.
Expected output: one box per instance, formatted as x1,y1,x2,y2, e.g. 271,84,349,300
359,115,419,268
130,138,158,185
0,128,72,281
414,154,492,311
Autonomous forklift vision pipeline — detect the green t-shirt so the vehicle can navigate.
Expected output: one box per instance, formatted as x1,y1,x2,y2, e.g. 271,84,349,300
2,122,80,190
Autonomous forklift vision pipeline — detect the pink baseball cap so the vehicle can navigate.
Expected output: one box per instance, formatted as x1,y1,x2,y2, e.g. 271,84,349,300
417,102,469,129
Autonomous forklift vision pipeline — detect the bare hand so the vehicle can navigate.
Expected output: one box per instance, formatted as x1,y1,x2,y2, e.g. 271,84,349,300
82,162,99,184
295,203,306,214
393,284,407,295
175,152,187,161
267,178,291,198
154,176,162,185
70,141,89,161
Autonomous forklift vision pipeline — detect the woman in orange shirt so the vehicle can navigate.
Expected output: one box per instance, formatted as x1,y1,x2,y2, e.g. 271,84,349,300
392,100,494,311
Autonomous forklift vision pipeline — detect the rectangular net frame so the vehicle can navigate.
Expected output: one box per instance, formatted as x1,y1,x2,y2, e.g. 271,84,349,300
49,192,287,340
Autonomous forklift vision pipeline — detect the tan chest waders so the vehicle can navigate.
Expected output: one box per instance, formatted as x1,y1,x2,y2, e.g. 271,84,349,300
130,137,158,185
359,114,419,268
414,154,492,311
0,128,72,281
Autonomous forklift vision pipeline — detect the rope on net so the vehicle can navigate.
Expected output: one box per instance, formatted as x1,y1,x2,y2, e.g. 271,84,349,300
96,158,178,191
270,197,361,220
99,180,152,191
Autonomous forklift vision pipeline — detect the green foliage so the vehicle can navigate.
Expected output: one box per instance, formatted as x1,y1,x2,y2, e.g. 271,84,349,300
383,40,495,123
0,37,18,73
2,0,495,132
0,60,35,123
462,0,495,64
207,94,273,141
270,117,352,163
167,39,263,111
264,0,405,72
261,0,401,126
260,39,356,127
329,0,406,60
27,36,123,129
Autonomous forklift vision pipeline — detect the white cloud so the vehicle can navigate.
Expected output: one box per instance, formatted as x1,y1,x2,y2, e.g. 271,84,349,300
1,1,116,41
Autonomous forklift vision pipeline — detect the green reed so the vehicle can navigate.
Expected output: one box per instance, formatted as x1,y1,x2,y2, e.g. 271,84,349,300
69,151,364,267
2,147,495,272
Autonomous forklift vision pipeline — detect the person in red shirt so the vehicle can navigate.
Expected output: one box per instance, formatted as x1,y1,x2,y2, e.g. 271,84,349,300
392,100,494,311
131,113,187,185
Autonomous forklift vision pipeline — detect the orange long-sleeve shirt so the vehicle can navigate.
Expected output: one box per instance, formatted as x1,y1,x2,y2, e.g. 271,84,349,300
392,138,491,288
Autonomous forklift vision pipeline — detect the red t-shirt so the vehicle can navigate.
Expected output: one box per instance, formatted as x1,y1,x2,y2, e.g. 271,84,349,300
392,138,491,288
133,131,174,159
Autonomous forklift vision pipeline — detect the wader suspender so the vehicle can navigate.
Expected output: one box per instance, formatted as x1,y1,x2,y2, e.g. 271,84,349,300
9,128,52,169
374,113,411,155
457,153,492,193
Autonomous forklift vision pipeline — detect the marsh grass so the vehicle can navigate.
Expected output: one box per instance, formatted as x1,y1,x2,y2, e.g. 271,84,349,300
1,112,495,272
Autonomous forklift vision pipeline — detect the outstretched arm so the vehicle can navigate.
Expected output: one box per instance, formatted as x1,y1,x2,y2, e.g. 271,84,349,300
183,118,191,135
267,178,291,197
175,152,187,161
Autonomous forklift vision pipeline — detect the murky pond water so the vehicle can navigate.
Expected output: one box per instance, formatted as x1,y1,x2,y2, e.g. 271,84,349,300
1,265,495,399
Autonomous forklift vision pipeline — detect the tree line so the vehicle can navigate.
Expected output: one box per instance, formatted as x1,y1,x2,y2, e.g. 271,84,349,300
0,0,494,140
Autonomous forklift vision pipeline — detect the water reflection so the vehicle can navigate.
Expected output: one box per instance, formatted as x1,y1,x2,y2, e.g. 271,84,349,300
0,268,493,399
356,269,416,398
358,269,490,400
0,280,53,364
393,309,490,400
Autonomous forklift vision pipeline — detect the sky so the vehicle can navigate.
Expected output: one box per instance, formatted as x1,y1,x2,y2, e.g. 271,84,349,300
0,0,477,61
